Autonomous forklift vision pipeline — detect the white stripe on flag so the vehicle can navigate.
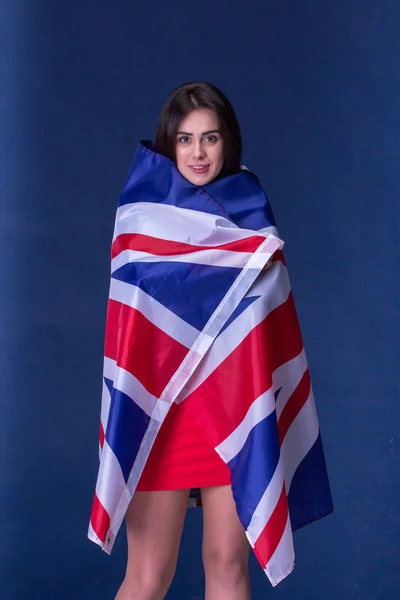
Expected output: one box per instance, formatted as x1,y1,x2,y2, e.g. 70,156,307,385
246,457,285,544
103,356,159,418
281,389,320,491
95,440,127,522
264,515,295,587
111,246,269,271
100,399,172,554
215,387,276,463
114,202,257,244
99,377,112,458
109,277,200,348
274,349,308,420
177,261,291,402
100,377,111,428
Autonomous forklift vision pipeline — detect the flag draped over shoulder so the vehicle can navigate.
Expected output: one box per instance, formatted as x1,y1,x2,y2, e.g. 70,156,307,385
88,141,333,586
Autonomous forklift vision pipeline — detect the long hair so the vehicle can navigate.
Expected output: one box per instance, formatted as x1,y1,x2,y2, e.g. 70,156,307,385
155,81,242,176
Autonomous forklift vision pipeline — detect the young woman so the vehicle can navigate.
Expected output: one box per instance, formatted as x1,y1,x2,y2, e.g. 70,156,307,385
117,82,252,600
89,81,333,600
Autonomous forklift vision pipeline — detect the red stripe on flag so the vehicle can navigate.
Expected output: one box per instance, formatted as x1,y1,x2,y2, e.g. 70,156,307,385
185,292,304,445
111,233,267,259
99,421,105,449
90,494,110,544
253,483,289,567
104,298,189,398
278,369,311,444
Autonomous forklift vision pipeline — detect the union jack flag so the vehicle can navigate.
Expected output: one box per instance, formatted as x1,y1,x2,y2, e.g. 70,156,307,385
88,142,333,586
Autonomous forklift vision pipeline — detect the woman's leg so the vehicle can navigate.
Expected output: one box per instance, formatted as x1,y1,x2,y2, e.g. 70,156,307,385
201,485,250,600
115,489,190,600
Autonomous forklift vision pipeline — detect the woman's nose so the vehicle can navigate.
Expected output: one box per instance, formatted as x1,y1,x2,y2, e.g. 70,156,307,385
192,140,205,159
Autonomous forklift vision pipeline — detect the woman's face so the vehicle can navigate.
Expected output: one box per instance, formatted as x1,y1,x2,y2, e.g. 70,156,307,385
175,108,225,185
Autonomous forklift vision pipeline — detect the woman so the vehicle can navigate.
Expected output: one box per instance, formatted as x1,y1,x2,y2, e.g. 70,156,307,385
118,82,252,600
89,82,333,600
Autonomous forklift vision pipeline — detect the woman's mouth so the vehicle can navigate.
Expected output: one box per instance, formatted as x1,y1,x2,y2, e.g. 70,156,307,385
189,165,210,175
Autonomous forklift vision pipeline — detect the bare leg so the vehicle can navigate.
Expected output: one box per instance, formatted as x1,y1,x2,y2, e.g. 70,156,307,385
201,485,250,600
115,489,190,600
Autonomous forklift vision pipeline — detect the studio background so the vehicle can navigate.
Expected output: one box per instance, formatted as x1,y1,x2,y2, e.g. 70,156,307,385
1,1,399,599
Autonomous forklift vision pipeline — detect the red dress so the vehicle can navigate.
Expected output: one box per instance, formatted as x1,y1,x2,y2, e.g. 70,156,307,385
137,398,231,490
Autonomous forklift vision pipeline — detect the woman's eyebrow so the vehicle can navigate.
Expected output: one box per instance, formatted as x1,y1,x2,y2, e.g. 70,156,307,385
176,129,221,136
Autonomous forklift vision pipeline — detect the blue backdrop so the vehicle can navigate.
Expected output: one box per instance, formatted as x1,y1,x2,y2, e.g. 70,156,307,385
1,1,399,599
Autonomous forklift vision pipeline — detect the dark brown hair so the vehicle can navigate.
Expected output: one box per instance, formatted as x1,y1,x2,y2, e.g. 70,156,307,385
155,81,242,176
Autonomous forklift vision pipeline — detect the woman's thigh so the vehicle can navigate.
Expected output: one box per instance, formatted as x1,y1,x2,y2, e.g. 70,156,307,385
124,489,190,583
201,485,249,567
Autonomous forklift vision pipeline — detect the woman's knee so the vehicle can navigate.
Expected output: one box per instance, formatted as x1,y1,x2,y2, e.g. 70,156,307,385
119,562,176,600
202,546,249,583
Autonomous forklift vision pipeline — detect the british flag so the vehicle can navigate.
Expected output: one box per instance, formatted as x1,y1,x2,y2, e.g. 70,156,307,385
88,142,333,586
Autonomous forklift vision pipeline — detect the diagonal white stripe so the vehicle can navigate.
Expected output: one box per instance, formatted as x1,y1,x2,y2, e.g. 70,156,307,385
105,399,172,553
215,387,276,462
177,261,291,402
274,349,308,420
246,457,285,544
281,389,320,491
109,277,200,348
103,356,159,417
219,350,308,464
264,515,294,587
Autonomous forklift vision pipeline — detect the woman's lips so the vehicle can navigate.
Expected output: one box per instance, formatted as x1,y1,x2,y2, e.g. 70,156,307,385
188,165,210,175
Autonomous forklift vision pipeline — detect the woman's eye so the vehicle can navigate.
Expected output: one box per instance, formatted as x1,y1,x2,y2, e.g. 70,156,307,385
204,135,218,143
178,136,190,143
